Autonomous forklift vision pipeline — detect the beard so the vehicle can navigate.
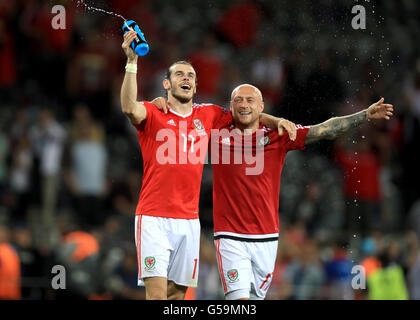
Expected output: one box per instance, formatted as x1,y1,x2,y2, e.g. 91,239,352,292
170,85,194,104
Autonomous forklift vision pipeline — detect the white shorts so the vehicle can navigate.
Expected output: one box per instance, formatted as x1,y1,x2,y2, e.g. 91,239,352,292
214,238,278,300
134,215,200,288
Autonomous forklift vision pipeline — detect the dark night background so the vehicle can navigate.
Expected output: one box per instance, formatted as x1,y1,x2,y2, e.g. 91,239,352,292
0,0,419,300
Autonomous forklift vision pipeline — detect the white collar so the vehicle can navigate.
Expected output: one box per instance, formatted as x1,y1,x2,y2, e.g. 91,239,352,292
169,108,192,118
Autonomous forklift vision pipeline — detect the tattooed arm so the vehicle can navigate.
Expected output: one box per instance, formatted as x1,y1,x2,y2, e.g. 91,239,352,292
305,98,394,145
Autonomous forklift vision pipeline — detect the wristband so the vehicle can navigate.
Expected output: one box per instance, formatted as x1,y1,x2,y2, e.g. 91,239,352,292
125,63,137,74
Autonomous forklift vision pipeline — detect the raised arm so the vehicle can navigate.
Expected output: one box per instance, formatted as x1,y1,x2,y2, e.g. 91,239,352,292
305,98,393,145
120,30,147,125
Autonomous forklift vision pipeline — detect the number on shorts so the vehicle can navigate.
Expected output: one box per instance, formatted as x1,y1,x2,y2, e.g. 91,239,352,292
192,258,198,279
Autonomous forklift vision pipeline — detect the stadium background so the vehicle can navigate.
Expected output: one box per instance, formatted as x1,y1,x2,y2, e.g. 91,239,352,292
0,0,419,300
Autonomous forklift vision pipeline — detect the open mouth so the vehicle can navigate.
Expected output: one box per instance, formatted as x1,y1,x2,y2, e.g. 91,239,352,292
239,111,251,115
180,84,191,91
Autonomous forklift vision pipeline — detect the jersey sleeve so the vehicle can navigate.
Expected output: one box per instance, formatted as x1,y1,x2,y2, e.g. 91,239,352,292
132,101,156,133
211,105,233,129
284,124,311,151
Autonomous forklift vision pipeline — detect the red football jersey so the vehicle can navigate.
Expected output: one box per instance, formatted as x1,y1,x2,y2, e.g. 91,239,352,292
212,124,310,239
134,101,232,219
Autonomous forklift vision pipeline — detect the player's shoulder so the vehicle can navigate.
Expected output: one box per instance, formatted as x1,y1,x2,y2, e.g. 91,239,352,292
262,125,279,137
193,103,229,114
139,100,154,108
137,100,156,114
261,125,286,145
192,102,218,109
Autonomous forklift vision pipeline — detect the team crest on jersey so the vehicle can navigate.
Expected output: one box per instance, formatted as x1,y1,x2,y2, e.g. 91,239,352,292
193,119,204,131
259,136,270,146
145,256,156,270
227,269,239,282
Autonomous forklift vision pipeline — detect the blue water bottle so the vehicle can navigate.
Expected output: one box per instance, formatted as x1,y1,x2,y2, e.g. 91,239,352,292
122,20,149,56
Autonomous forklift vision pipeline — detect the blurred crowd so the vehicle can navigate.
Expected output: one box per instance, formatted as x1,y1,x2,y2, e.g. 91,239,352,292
0,0,419,299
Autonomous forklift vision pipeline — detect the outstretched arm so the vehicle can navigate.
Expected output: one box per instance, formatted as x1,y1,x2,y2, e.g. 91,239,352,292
120,30,147,125
305,98,393,145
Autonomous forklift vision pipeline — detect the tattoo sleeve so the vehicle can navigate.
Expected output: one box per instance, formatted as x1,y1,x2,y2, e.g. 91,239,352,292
305,109,367,145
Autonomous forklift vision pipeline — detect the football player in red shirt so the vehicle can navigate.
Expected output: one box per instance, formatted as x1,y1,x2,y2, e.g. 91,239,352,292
211,84,393,300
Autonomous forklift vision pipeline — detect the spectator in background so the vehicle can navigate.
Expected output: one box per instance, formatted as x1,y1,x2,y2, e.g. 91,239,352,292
357,236,382,300
396,68,420,214
0,223,21,299
217,0,261,48
0,15,17,92
55,229,101,299
251,44,286,108
66,32,111,121
398,231,420,299
18,1,72,100
11,224,47,299
323,240,354,300
9,134,33,223
368,238,409,300
9,108,30,146
267,234,298,300
281,239,325,300
29,108,66,248
106,247,145,300
409,200,420,243
408,251,420,300
360,235,382,278
6,109,31,220
219,63,242,105
0,126,8,202
188,32,224,101
334,134,383,238
294,181,323,237
111,0,160,42
64,105,107,228
406,230,420,299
